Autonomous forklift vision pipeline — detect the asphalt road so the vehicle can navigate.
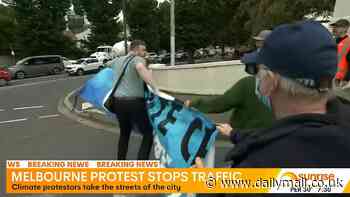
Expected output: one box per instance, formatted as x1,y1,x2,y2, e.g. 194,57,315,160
0,74,232,197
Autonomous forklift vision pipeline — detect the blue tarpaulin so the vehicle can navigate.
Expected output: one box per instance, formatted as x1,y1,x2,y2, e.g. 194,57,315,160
78,67,116,116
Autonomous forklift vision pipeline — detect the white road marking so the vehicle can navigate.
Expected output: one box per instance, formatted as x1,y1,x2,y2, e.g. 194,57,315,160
11,74,68,83
0,109,4,112
38,114,60,119
13,105,44,110
0,76,87,90
0,118,27,125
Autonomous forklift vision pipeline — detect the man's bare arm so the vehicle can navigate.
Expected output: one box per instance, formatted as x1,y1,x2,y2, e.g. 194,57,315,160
135,62,158,92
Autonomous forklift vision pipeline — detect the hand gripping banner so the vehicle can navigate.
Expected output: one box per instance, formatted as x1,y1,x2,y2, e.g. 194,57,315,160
145,89,218,168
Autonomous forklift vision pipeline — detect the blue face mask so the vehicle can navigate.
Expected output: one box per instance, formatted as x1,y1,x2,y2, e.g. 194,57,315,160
255,78,272,110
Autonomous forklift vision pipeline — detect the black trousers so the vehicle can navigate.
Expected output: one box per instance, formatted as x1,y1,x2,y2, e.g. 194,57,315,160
112,97,153,160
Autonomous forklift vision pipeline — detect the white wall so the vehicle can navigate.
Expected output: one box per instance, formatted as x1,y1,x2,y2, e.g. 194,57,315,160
150,61,247,95
333,0,350,19
0,56,15,66
333,0,350,34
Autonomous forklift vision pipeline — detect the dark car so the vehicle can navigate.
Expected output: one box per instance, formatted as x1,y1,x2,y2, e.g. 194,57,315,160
160,53,171,64
8,55,65,79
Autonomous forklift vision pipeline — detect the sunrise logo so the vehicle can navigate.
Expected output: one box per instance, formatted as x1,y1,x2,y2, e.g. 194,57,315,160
280,172,336,181
280,172,299,181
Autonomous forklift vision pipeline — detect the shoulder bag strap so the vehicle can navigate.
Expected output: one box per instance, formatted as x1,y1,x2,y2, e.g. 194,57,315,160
111,55,136,96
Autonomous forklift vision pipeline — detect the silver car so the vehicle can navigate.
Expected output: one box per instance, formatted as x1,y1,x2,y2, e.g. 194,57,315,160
8,55,65,79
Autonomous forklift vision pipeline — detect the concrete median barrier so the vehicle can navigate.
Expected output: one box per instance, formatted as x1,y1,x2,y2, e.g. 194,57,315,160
150,60,247,95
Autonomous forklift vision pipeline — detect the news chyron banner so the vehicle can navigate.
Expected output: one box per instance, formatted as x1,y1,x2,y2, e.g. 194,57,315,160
6,160,350,194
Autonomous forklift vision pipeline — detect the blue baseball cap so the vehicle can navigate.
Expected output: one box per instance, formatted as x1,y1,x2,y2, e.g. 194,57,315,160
257,21,337,89
241,51,258,65
241,51,259,75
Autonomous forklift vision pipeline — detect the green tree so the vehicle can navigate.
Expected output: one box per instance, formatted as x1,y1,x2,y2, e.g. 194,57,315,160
174,0,213,61
157,1,170,52
73,0,122,51
172,0,245,60
68,15,85,34
126,0,159,51
72,0,85,16
69,0,335,59
13,0,82,58
237,0,336,39
201,0,249,57
0,5,16,55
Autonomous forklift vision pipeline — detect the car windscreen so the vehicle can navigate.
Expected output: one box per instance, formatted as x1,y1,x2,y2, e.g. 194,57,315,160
16,58,29,65
96,48,109,52
74,59,85,64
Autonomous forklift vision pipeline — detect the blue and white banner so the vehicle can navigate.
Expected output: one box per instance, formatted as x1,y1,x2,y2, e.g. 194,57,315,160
146,89,218,168
78,67,218,169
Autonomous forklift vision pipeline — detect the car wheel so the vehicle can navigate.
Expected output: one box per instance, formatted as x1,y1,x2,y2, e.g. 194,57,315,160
52,67,61,75
15,71,25,79
0,79,6,86
76,69,84,76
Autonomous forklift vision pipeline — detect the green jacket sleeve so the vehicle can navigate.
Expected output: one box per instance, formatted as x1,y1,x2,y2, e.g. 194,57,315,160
191,77,251,114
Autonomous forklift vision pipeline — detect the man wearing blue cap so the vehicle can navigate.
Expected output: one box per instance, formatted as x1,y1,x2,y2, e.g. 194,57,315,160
217,21,350,168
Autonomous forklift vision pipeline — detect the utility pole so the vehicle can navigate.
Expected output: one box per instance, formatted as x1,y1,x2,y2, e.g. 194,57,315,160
122,0,128,55
170,0,175,66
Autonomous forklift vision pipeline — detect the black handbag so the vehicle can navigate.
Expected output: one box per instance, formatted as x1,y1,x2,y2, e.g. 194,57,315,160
104,55,136,112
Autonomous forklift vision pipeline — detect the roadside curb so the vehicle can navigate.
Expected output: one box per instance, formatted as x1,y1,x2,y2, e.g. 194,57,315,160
63,89,117,128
